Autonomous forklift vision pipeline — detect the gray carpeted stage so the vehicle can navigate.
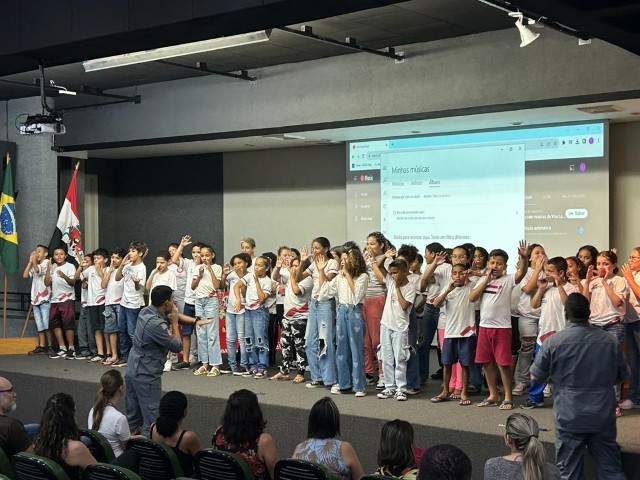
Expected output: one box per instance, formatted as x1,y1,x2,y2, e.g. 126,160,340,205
2,353,638,479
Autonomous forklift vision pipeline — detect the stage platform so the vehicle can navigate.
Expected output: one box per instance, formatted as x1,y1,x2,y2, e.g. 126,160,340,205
2,353,638,479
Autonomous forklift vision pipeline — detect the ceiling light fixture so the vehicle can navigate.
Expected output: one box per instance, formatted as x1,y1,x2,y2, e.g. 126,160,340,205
82,30,271,72
49,80,77,95
509,12,539,47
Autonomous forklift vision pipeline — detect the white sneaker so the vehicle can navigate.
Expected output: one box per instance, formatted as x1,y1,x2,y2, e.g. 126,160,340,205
330,385,342,395
512,382,528,396
163,359,172,372
377,389,395,399
543,384,552,398
395,391,408,401
376,378,385,391
354,391,367,398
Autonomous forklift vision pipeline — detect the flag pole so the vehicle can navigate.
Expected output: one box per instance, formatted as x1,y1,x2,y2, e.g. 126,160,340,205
2,272,6,338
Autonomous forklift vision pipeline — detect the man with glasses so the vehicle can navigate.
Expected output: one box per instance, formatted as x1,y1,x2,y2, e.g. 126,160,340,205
0,376,34,457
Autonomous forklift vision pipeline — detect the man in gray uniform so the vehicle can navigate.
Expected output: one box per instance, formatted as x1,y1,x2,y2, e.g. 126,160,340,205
531,293,627,480
125,285,182,436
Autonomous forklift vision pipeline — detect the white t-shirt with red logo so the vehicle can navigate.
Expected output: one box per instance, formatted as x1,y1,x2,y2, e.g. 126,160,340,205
381,275,416,332
30,259,51,305
50,262,77,304
479,274,517,329
242,274,274,310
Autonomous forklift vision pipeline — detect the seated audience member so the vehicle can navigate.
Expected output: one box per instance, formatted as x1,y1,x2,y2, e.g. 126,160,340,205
150,391,201,477
88,369,135,457
212,389,279,480
484,413,559,480
418,444,472,480
0,376,34,456
33,393,97,477
293,397,364,480
375,419,418,479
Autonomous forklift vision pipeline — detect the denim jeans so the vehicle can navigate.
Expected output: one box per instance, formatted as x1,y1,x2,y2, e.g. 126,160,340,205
245,307,269,370
335,304,366,392
77,306,96,354
195,297,221,366
305,299,336,385
515,315,539,383
380,324,409,392
599,322,625,401
225,311,247,369
118,306,141,359
625,321,640,404
418,303,439,381
33,302,51,332
528,343,546,403
406,307,420,390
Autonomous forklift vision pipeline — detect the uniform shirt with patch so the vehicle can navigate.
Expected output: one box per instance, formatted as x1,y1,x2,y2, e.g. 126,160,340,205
183,259,197,305
305,258,339,299
81,265,106,306
104,267,124,306
121,263,147,308
284,275,314,321
169,259,189,301
318,272,369,305
381,274,416,332
242,274,273,310
193,264,222,298
29,259,51,305
480,274,517,329
440,283,476,338
227,270,246,314
537,283,579,345
50,262,77,303
517,267,544,319
149,269,177,296
588,276,627,326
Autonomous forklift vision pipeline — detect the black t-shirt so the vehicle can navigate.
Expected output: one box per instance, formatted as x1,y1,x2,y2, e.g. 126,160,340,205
0,415,31,457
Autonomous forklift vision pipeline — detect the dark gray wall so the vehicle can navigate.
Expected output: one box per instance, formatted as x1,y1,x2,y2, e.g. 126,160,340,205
85,153,223,270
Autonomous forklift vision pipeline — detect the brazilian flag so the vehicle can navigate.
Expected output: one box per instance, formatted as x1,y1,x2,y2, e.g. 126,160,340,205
0,156,18,273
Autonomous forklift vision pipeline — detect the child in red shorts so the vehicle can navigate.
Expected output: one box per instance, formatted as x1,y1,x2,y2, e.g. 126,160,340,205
469,244,527,410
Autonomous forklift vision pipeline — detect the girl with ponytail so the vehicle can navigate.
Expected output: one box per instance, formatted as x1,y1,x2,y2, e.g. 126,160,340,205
484,413,559,479
88,369,131,457
150,391,201,477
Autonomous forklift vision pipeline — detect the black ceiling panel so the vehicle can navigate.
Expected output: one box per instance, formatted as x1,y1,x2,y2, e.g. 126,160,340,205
128,0,193,30
72,0,130,41
21,0,73,51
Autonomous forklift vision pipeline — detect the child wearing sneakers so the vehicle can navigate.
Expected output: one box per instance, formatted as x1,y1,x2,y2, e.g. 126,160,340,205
45,246,78,359
115,241,148,366
373,256,416,401
431,264,477,406
101,248,126,366
83,249,109,362
191,245,223,377
24,245,52,355
521,256,578,409
234,256,273,378
470,244,527,410
75,253,95,360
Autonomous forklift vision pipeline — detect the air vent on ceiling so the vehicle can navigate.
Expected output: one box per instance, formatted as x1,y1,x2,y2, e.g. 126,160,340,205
576,104,625,114
262,133,306,141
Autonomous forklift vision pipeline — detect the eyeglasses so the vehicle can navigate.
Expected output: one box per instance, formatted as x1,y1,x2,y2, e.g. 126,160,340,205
629,256,640,261
0,387,14,393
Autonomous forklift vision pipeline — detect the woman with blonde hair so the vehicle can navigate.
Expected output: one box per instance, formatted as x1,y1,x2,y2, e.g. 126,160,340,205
484,413,559,479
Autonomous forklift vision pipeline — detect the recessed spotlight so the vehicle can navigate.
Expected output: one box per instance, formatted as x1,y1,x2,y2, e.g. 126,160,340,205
510,122,524,126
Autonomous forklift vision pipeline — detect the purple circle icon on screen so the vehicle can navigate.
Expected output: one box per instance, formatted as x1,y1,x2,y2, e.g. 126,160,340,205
579,163,586,172
588,137,594,144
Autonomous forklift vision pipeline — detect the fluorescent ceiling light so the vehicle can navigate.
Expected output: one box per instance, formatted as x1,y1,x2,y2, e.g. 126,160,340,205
83,30,270,72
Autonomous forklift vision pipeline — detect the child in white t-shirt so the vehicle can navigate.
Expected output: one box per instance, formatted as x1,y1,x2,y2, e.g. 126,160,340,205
83,249,109,362
234,256,273,378
101,248,126,366
220,253,252,375
432,264,477,405
23,245,52,355
76,253,94,359
191,245,223,377
522,256,578,409
146,250,178,296
45,246,78,359
115,241,148,364
372,256,416,401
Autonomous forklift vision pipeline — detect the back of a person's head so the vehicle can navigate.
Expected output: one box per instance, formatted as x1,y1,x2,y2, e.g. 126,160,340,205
377,419,414,471
506,413,546,480
419,444,472,480
33,393,79,462
151,285,173,307
564,292,590,322
220,389,265,444
156,391,187,437
307,397,340,440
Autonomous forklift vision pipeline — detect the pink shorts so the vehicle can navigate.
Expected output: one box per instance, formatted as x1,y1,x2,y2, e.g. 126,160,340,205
475,327,512,366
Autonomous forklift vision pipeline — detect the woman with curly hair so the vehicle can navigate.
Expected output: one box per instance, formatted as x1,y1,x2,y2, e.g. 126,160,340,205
33,393,96,477
212,389,279,479
317,247,369,397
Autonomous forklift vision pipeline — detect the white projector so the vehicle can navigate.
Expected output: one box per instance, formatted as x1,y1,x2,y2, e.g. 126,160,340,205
19,115,66,135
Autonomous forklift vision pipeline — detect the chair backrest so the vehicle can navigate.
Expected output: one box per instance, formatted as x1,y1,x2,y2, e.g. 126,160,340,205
0,473,12,480
0,447,15,480
12,452,71,480
274,459,336,480
125,438,183,480
361,475,388,479
80,430,116,463
84,463,141,480
194,449,254,480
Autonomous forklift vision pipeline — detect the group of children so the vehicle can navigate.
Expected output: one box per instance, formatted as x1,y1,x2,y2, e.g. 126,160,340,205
24,234,640,411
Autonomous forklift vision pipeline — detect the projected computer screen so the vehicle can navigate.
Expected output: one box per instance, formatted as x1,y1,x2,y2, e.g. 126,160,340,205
346,122,608,256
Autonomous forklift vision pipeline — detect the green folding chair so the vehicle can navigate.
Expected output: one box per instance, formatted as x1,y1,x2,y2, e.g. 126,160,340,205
125,438,183,480
80,430,116,463
0,447,15,480
274,459,337,480
12,452,72,480
194,449,254,480
83,462,141,480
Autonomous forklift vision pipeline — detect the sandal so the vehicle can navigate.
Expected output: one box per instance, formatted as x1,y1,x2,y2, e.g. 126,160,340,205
449,393,462,400
292,374,305,384
477,398,500,407
459,398,472,406
269,372,290,381
207,367,221,377
102,358,117,366
193,366,208,376
430,396,449,403
499,400,514,410
467,385,480,394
